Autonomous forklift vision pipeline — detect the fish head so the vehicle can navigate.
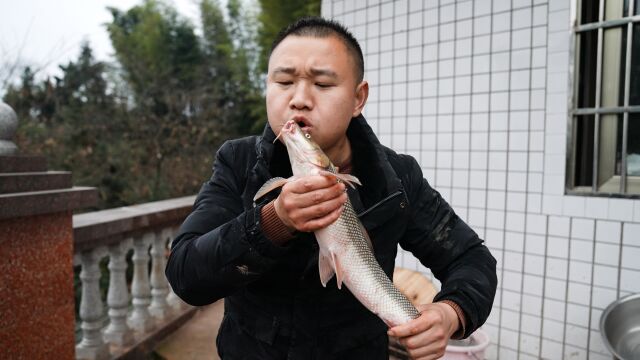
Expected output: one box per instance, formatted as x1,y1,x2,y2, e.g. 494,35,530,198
277,119,332,173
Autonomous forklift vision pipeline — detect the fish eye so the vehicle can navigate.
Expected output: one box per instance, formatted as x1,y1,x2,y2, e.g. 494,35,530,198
305,133,311,139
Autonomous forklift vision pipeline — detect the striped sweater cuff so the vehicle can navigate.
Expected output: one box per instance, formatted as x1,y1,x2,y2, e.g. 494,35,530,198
260,200,296,245
439,300,467,340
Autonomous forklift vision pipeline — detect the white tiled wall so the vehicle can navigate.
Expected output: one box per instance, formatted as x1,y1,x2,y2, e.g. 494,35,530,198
323,0,638,359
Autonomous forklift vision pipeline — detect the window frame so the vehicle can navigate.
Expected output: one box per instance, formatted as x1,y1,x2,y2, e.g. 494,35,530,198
567,0,640,198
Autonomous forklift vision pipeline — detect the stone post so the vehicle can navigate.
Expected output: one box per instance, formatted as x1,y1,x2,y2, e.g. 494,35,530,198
75,248,110,360
128,233,155,335
149,228,172,322
0,102,98,359
104,238,134,348
0,101,18,154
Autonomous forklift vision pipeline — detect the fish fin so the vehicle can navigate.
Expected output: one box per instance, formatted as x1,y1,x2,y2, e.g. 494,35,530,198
318,252,335,287
331,252,345,290
318,170,362,188
358,221,374,252
253,177,288,202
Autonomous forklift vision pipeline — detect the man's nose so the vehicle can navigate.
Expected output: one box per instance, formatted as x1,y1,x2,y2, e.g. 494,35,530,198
289,82,312,110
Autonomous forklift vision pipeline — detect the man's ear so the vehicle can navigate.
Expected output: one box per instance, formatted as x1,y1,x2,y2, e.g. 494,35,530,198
352,80,369,117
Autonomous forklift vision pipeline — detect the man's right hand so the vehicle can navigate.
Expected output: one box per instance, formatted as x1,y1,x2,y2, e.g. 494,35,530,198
273,175,347,233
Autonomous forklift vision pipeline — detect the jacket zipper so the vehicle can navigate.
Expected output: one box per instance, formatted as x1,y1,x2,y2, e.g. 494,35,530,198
357,190,403,218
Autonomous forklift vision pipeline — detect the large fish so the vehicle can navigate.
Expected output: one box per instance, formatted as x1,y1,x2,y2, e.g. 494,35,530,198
254,120,420,327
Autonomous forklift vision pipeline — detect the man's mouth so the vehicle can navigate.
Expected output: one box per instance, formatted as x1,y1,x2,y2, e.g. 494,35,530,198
291,116,311,130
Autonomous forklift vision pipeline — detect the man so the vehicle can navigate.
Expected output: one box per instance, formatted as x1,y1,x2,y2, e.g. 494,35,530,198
166,17,496,360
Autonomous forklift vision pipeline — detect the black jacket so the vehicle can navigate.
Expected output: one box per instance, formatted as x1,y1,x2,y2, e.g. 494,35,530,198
166,115,497,359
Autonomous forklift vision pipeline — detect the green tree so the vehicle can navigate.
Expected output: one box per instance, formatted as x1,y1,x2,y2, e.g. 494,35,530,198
106,0,225,201
256,0,321,74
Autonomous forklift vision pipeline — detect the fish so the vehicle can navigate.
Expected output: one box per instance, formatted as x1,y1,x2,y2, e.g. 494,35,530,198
253,120,420,327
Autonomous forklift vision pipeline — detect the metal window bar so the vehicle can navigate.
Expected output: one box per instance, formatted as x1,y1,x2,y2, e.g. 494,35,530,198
575,14,640,32
592,0,605,193
621,0,637,193
573,105,640,114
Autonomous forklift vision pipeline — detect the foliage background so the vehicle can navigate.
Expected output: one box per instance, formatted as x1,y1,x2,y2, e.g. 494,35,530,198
3,0,320,210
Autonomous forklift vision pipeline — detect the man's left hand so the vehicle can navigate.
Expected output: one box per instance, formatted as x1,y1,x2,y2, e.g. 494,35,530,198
387,302,460,360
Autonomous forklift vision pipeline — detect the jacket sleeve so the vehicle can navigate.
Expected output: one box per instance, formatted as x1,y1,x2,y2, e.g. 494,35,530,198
165,141,291,306
398,155,497,338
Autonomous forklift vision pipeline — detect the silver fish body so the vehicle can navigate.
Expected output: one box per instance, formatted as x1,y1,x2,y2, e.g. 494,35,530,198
256,120,420,327
315,198,420,326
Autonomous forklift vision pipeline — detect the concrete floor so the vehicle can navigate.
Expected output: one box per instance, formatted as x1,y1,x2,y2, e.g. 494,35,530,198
154,301,224,360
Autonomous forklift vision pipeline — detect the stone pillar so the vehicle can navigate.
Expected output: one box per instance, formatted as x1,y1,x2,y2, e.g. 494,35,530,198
104,238,134,348
0,102,98,360
149,228,171,322
128,233,155,335
0,101,18,154
75,248,110,360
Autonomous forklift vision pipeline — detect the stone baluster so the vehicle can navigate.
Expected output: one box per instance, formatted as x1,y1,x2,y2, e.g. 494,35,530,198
75,248,109,360
104,238,134,347
128,233,155,334
149,228,172,322
166,227,188,313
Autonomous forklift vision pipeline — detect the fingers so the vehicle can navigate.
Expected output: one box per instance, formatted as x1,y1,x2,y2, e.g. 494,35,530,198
388,303,457,360
273,175,348,232
288,175,343,195
399,327,448,360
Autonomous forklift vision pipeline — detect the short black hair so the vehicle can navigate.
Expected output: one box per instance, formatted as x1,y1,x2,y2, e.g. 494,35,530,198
269,16,365,83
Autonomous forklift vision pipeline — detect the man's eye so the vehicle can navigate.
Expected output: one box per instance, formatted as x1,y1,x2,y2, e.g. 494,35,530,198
316,83,333,88
277,81,292,86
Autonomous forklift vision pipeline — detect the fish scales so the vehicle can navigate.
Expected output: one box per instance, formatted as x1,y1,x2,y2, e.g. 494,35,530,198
320,199,419,326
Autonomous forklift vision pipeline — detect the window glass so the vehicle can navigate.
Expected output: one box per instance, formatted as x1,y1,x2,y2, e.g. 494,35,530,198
636,0,640,15
581,0,600,24
626,114,640,176
605,0,629,20
574,115,595,187
598,114,619,185
578,30,598,108
601,27,627,107
631,24,640,105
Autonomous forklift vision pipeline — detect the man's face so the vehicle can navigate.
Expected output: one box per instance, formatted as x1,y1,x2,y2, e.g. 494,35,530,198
266,35,368,156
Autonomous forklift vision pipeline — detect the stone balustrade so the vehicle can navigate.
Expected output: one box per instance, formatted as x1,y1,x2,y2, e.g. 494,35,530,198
72,196,197,360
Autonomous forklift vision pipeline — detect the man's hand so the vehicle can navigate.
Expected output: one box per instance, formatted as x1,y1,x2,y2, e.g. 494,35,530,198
273,175,347,233
387,302,460,360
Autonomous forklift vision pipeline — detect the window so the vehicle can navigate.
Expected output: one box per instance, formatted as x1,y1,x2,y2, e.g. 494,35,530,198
569,0,640,196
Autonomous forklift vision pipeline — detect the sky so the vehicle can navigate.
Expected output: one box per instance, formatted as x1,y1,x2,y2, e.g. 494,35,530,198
0,0,203,85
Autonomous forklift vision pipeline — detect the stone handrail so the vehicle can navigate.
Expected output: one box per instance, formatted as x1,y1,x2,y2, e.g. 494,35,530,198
72,196,196,360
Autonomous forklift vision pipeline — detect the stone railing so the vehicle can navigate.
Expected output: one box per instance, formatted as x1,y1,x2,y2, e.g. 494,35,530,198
72,196,197,360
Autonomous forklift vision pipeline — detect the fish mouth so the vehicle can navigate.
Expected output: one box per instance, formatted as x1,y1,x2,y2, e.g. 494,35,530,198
274,119,301,143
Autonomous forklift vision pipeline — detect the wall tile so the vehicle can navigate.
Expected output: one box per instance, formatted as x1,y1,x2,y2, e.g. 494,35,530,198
569,260,592,284
595,220,621,244
545,278,567,301
594,243,620,266
519,333,541,356
620,268,640,292
565,325,589,348
541,338,563,359
592,265,618,291
566,303,590,327
591,286,617,309
568,282,591,306
608,198,634,222
623,222,640,246
585,198,609,219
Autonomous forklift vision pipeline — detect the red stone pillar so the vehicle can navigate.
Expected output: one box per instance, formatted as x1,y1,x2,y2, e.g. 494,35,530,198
0,155,97,359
